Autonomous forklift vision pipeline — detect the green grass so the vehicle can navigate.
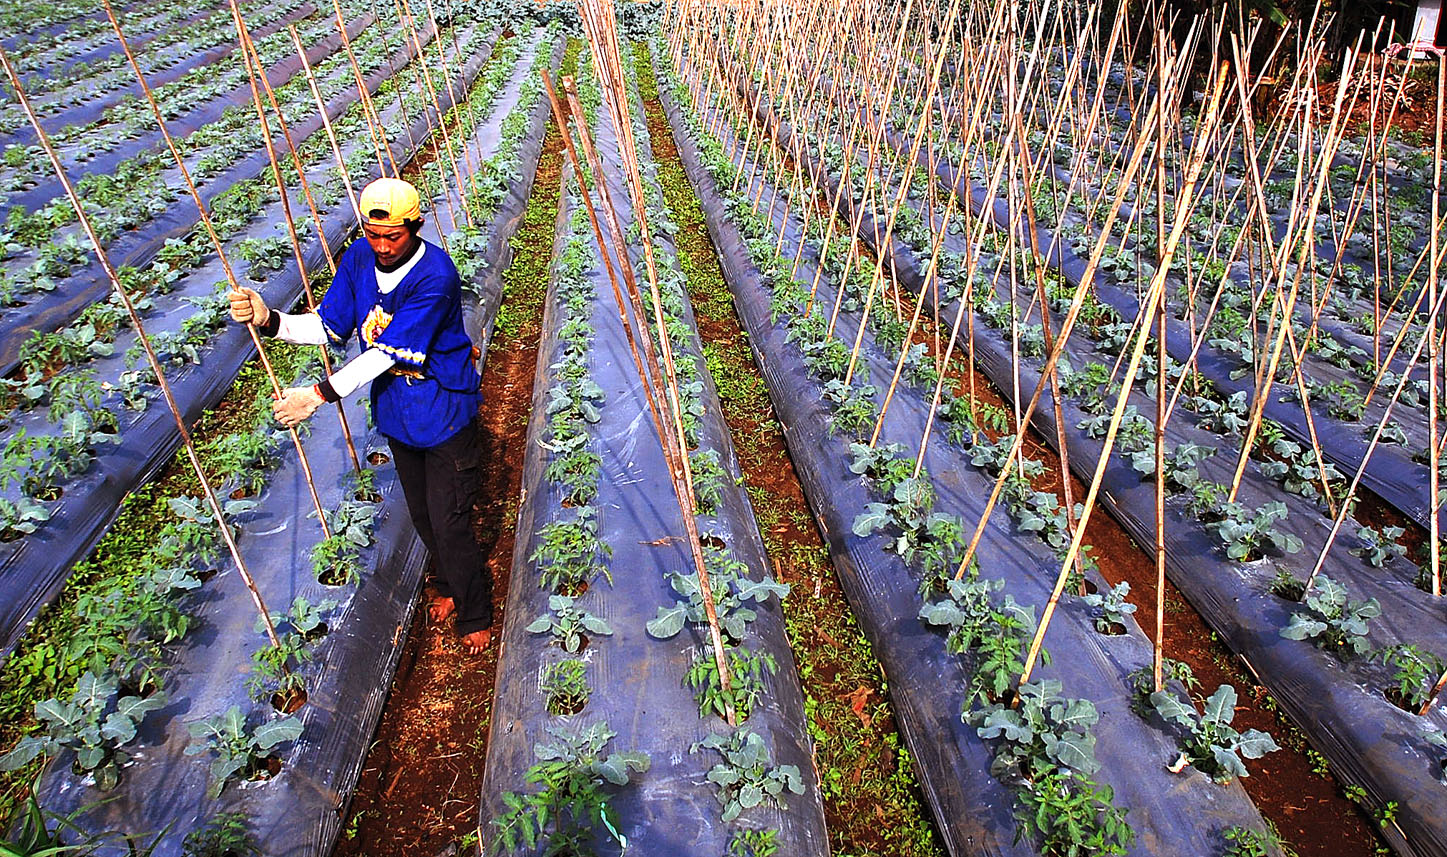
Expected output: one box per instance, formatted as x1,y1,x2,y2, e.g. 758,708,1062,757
494,39,578,345
633,42,944,857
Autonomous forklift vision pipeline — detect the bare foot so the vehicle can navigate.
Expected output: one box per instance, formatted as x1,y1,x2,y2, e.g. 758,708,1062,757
461,628,492,655
428,596,456,624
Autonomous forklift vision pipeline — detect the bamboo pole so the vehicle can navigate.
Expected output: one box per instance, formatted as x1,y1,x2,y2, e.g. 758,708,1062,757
235,12,363,477
289,23,363,227
332,0,397,176
562,17,738,723
105,0,335,540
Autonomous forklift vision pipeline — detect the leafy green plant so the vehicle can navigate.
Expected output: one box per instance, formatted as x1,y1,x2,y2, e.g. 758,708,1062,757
235,236,289,281
543,435,601,506
541,659,591,716
1221,821,1298,857
1013,770,1134,857
491,721,649,856
0,495,51,540
968,599,1046,711
181,811,258,857
1376,644,1445,711
686,645,777,722
1352,525,1406,568
1129,441,1214,491
1207,500,1302,561
822,379,878,438
917,566,1003,654
185,707,303,798
1081,581,1135,634
0,774,169,856
690,447,728,514
972,679,1100,782
725,828,779,857
531,507,612,594
1279,575,1380,658
526,594,613,654
1125,659,1198,715
310,497,378,586
247,596,333,704
0,670,163,790
692,728,805,822
1270,568,1306,601
1150,684,1279,783
647,545,788,643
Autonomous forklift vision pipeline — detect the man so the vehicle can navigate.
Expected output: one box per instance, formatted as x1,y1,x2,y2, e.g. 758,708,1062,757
228,177,493,654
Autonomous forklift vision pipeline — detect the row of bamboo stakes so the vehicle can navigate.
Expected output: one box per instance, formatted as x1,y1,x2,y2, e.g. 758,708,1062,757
543,0,743,725
1,0,496,692
665,0,1447,713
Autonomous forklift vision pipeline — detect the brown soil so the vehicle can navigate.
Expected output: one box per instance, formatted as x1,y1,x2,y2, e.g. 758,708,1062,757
332,114,563,857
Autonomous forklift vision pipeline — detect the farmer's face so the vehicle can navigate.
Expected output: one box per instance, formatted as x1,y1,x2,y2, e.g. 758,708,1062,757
364,222,418,267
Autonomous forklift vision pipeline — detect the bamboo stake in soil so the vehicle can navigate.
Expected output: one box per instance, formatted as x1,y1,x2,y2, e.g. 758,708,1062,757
290,23,363,226
578,8,738,723
235,8,363,476
0,45,284,653
227,0,340,536
558,17,737,724
332,0,398,176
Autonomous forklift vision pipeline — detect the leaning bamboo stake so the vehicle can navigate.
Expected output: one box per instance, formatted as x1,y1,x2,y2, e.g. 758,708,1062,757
290,23,363,227
1017,61,1230,693
1152,34,1169,693
593,5,739,725
1432,53,1444,597
332,0,397,176
105,0,335,541
228,3,337,537
234,4,363,477
240,17,336,273
394,0,469,231
1014,114,1086,591
1226,48,1357,506
541,69,658,448
0,46,284,653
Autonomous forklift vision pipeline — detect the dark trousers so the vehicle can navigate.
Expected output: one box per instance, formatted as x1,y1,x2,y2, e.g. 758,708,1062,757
389,419,493,634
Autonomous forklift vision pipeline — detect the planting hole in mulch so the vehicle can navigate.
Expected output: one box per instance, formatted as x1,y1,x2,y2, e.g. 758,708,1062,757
555,580,588,598
366,451,390,466
245,755,283,783
272,687,307,714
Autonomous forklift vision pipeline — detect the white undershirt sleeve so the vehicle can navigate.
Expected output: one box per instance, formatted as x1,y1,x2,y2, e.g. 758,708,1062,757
326,348,396,399
273,311,328,346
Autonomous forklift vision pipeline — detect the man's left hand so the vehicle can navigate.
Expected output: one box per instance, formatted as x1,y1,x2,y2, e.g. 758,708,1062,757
274,386,324,428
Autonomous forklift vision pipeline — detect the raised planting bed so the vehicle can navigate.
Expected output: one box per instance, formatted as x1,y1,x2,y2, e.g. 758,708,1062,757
477,47,828,856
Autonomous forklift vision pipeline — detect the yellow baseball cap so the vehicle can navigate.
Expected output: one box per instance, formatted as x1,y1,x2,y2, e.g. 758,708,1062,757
359,178,422,227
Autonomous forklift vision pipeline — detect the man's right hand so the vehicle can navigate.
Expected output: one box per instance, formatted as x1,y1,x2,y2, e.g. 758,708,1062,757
228,287,269,326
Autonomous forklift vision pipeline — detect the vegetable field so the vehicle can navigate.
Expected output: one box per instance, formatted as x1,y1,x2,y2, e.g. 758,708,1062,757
2,0,1447,856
